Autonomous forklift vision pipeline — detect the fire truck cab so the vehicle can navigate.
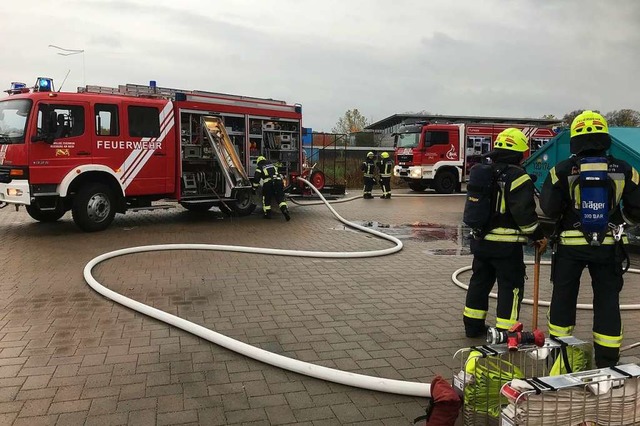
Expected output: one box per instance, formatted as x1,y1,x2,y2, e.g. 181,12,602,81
0,78,303,231
394,119,558,193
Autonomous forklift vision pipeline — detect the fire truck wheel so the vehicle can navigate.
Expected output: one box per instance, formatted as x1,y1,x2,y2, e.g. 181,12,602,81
72,183,116,232
433,170,457,194
25,203,66,223
408,182,428,192
220,189,256,217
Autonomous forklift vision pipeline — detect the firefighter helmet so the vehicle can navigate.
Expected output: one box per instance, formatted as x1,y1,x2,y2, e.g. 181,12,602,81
569,110,611,154
256,155,267,164
381,152,390,159
570,111,608,138
367,151,374,158
493,128,529,152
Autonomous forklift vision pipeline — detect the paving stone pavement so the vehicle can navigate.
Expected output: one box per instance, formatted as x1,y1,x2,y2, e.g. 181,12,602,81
1,189,640,425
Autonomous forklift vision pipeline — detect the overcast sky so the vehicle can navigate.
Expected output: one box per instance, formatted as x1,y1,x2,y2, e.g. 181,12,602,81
2,0,639,131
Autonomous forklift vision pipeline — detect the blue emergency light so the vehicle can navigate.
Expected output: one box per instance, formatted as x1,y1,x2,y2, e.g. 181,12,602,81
6,82,28,95
35,77,54,92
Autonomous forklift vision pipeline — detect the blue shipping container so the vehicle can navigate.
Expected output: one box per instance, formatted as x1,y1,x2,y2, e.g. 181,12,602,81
523,128,640,191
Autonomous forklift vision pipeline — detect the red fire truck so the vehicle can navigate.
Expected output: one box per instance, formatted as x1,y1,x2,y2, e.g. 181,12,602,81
0,78,303,231
393,119,559,193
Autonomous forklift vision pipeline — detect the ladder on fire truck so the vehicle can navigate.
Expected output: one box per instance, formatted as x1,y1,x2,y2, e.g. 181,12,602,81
200,116,251,189
78,83,291,107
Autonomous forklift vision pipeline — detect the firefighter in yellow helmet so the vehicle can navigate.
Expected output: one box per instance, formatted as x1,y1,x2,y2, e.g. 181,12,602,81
253,155,290,221
540,111,640,367
361,151,376,199
463,128,546,338
377,152,394,199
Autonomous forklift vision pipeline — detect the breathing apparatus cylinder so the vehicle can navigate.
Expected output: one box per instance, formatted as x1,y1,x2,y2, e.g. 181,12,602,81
579,157,610,246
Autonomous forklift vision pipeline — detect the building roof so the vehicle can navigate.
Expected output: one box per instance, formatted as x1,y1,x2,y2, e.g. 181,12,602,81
365,113,562,131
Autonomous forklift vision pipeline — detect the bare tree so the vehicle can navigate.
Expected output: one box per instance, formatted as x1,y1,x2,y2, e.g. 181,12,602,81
332,109,369,134
605,109,640,127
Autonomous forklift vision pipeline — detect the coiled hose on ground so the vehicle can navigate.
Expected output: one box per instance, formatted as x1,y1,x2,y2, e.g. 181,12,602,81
84,183,640,400
84,178,436,397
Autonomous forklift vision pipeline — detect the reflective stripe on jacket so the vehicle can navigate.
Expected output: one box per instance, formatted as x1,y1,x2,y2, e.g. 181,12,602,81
540,156,640,246
377,159,394,177
253,162,282,187
361,160,376,177
482,164,540,243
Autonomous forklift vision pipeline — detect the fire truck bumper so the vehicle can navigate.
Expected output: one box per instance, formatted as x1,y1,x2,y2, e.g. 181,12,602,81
394,166,410,177
395,166,424,179
0,181,31,205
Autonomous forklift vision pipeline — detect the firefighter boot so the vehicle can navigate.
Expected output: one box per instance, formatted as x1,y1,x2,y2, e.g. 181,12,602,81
281,206,291,222
464,316,488,339
263,210,272,219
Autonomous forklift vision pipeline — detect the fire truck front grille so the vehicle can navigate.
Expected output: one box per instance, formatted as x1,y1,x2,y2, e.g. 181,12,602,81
397,154,413,164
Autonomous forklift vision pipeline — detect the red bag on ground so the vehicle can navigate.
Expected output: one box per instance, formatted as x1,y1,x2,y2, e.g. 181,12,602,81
414,375,462,426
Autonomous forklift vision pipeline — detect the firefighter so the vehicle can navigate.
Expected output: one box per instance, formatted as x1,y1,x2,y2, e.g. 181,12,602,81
361,151,376,199
463,128,546,338
540,111,640,368
253,156,290,221
377,152,394,199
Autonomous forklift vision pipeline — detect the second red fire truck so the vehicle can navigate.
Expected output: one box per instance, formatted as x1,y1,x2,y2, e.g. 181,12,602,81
0,78,304,231
393,118,560,193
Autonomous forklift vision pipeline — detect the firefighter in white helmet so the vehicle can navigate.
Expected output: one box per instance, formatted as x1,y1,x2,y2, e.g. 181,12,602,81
361,151,376,199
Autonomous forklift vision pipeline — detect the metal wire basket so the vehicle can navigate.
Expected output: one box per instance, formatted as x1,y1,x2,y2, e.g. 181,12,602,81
453,337,591,426
500,363,640,425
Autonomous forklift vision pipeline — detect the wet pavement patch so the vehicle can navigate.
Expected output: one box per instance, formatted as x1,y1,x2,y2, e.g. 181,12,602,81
331,221,563,258
424,248,472,256
332,221,470,247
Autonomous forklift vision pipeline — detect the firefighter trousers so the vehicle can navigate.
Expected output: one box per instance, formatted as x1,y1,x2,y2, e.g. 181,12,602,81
464,245,525,337
363,176,375,198
379,176,391,198
262,180,287,216
549,244,623,368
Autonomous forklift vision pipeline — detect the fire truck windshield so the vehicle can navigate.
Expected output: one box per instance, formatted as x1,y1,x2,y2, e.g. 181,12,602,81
0,99,32,144
395,132,420,148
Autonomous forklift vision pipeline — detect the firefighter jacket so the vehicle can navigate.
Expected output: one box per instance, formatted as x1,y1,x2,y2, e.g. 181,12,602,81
481,164,541,244
361,159,376,177
377,159,394,177
253,162,283,188
540,156,640,246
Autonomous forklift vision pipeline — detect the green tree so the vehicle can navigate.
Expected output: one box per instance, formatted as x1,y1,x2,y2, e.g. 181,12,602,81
605,109,640,127
541,114,557,120
332,109,369,134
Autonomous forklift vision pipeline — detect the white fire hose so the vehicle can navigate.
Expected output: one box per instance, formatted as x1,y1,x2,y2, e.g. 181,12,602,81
84,179,640,400
288,191,464,206
84,178,433,398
